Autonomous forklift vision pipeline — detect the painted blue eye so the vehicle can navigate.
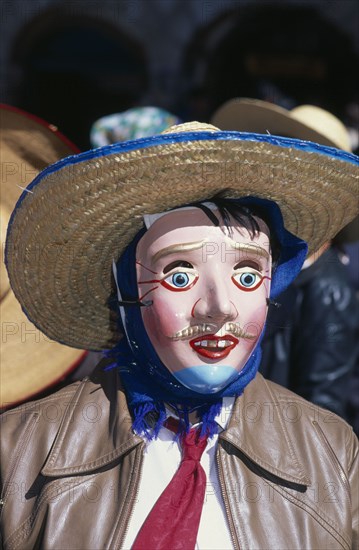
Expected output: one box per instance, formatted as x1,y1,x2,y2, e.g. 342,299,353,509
162,271,198,291
240,272,257,287
172,272,189,287
232,270,263,291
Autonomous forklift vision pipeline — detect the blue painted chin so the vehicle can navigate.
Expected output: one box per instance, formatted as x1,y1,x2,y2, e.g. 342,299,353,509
172,365,239,394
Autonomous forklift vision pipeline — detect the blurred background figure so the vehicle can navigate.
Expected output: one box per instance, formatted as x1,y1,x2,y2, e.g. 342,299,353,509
90,106,181,147
0,104,101,409
212,98,359,427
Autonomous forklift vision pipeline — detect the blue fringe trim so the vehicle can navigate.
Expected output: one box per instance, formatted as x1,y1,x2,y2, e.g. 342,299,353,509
200,401,225,438
132,402,167,440
131,397,224,440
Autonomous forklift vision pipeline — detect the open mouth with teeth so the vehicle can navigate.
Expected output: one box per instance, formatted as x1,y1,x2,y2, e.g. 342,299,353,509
189,335,239,360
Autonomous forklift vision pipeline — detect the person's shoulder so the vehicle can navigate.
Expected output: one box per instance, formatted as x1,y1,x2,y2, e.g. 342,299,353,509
0,365,120,481
0,358,116,433
2,378,84,420
0,380,83,460
264,375,351,424
261,376,358,457
1,361,122,441
300,247,355,291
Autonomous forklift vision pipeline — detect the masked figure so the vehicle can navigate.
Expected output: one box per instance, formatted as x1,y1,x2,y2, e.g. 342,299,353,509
1,121,358,549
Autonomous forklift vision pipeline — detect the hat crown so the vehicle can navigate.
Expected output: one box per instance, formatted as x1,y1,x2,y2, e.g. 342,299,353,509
211,98,351,151
161,121,219,134
290,105,351,151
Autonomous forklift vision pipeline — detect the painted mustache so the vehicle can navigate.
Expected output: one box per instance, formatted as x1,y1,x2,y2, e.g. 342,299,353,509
170,322,256,341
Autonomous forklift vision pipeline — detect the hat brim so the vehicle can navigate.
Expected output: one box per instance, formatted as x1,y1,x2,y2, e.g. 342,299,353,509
1,104,85,407
6,130,359,350
211,99,341,149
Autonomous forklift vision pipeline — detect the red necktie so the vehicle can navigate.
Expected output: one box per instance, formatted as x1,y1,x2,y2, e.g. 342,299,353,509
132,417,209,550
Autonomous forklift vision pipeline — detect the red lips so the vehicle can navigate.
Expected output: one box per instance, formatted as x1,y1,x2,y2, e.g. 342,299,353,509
189,334,239,360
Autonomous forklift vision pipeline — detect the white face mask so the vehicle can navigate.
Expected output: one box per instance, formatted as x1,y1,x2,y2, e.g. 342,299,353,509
136,206,271,394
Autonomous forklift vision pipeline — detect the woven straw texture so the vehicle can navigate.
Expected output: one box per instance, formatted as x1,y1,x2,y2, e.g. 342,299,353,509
1,104,84,407
1,105,78,217
6,129,359,350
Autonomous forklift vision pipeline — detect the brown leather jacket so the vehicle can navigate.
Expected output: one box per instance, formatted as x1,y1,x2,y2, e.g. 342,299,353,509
1,368,358,549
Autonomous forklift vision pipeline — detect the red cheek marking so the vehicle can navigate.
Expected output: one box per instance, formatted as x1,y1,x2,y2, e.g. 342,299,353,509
191,298,201,317
138,279,161,284
136,260,158,275
139,287,159,301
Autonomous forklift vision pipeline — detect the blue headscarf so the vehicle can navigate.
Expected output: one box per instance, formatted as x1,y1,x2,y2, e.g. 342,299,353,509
106,197,307,438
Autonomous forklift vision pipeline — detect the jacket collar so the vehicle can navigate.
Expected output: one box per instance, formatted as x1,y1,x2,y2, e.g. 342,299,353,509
222,373,311,486
42,366,143,477
42,368,310,486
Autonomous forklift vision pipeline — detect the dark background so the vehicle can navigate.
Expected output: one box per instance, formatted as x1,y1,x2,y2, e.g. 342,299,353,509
1,0,358,150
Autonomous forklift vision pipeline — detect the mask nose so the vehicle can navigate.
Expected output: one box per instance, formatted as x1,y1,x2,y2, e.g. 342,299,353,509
192,279,238,323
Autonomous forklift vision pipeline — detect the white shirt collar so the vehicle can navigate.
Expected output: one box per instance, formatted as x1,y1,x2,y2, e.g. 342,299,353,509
214,397,235,431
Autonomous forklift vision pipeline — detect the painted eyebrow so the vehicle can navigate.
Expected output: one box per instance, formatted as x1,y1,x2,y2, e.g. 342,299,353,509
152,241,205,263
151,239,269,263
230,242,270,260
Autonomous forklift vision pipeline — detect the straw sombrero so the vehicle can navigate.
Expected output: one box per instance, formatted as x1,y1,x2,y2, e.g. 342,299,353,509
211,98,352,151
5,121,359,352
1,104,86,408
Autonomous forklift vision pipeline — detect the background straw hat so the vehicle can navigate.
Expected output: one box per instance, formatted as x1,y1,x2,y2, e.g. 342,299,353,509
5,121,359,351
211,98,358,243
1,104,86,408
211,98,351,151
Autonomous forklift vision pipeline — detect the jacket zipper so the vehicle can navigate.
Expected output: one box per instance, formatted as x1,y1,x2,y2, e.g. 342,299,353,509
216,446,240,550
113,442,145,549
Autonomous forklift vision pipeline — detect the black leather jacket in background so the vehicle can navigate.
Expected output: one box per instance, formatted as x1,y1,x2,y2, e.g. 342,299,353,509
260,247,359,420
